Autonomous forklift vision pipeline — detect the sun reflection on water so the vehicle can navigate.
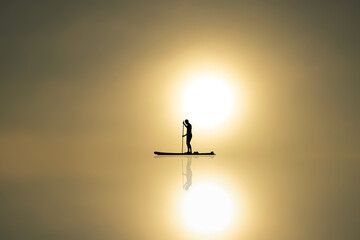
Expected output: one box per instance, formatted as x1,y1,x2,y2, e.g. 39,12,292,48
181,181,235,235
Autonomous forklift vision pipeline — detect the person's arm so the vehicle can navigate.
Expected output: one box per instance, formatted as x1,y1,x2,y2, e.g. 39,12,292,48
183,121,187,137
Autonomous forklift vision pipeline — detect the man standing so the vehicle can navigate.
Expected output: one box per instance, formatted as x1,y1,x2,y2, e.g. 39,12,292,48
182,119,192,154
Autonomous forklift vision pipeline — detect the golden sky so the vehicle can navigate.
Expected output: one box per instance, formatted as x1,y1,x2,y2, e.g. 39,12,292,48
0,1,359,240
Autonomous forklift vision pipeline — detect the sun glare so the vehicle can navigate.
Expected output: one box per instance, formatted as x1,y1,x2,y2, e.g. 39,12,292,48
181,182,234,235
182,70,234,127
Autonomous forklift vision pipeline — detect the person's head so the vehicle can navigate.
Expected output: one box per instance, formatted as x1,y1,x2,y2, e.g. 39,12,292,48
185,119,189,124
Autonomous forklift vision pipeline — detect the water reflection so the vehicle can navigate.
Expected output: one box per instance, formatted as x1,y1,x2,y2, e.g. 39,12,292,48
182,157,192,190
181,181,235,235
153,154,240,236
154,154,215,190
2,152,353,239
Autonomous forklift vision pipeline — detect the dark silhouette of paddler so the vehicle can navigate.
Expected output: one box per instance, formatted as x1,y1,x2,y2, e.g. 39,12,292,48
182,119,192,154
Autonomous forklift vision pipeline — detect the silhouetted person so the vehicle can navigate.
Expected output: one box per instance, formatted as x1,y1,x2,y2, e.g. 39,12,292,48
182,119,192,153
183,158,192,190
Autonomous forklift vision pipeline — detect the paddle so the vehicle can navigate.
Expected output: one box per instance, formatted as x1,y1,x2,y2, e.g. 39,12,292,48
181,121,184,186
181,122,184,154
181,122,184,187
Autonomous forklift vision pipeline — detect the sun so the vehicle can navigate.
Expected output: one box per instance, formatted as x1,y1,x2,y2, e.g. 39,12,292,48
182,70,234,127
181,182,234,235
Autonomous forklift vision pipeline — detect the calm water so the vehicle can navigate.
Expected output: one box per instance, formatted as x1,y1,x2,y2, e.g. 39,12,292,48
1,153,359,240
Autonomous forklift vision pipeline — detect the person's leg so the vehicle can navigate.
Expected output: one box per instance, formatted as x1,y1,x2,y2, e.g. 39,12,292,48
187,135,192,153
186,137,190,153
